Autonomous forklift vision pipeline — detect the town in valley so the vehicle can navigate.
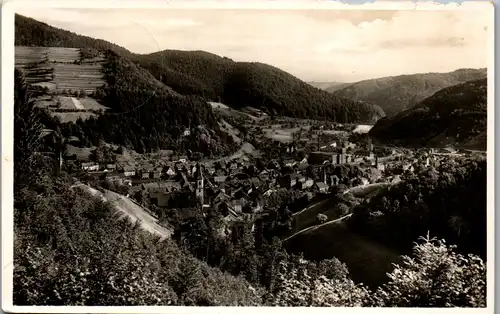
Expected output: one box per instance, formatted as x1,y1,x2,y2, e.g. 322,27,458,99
10,8,490,309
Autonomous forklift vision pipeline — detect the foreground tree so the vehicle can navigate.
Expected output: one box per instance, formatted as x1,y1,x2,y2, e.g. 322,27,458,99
14,68,43,185
372,235,486,307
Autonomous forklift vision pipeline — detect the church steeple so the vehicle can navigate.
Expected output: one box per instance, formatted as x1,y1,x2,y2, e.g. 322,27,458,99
195,163,204,205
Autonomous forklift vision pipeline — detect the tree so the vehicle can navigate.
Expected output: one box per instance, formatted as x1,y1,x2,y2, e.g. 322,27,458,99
14,68,43,185
336,203,350,216
372,235,486,307
316,213,328,224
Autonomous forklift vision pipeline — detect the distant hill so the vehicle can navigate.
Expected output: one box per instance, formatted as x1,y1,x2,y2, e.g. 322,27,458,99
15,14,385,124
307,81,350,91
328,69,487,116
369,78,487,150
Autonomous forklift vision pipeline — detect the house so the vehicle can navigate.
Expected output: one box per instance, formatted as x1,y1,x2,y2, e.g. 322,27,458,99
139,171,150,179
106,172,128,185
315,182,329,193
262,189,275,196
81,162,99,171
228,162,238,171
309,151,336,165
391,175,402,184
267,160,281,170
303,178,314,189
283,159,296,168
258,169,270,180
296,176,307,184
67,136,80,145
164,166,176,177
249,177,262,189
214,175,228,184
106,163,117,171
233,199,243,213
152,169,162,179
123,166,136,177
278,174,297,189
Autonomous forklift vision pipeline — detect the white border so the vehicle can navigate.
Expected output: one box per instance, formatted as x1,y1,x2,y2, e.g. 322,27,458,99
1,1,495,313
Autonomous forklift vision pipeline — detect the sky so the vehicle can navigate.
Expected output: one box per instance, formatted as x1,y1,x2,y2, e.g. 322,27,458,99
16,7,490,82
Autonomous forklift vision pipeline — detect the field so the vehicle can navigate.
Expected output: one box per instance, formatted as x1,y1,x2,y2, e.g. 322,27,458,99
52,112,98,123
66,145,94,161
352,124,373,134
15,46,106,94
52,63,105,93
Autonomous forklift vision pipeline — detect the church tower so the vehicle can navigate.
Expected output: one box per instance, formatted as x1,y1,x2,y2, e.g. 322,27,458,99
195,163,204,205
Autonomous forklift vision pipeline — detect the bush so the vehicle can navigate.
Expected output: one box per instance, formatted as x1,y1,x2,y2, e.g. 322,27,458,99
316,213,328,224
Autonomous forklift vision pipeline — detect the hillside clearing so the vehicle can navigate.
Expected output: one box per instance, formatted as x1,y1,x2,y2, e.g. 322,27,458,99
73,184,173,241
52,112,97,123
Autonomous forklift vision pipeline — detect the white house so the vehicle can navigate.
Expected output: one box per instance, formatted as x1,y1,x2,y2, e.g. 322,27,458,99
81,162,99,171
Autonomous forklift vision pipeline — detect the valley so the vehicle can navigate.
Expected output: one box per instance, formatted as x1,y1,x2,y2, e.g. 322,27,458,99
11,11,489,309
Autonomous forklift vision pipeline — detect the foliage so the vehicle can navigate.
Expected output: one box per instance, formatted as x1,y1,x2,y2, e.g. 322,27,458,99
316,214,328,224
13,173,264,306
331,68,486,116
74,52,235,156
350,156,487,258
369,78,487,150
14,68,44,185
15,13,385,124
270,237,486,307
371,235,486,307
270,257,370,307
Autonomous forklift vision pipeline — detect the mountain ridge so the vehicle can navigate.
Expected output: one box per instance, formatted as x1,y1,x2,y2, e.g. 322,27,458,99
369,78,487,150
328,68,487,116
15,13,385,124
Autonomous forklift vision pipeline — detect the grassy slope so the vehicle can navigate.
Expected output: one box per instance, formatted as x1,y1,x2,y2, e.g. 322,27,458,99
285,217,402,289
330,68,487,116
369,78,487,150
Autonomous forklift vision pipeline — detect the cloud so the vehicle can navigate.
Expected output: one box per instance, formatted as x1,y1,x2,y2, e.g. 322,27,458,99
16,8,489,82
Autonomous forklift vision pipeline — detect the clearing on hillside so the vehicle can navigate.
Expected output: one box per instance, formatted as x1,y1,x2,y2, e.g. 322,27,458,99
15,46,106,94
52,112,98,123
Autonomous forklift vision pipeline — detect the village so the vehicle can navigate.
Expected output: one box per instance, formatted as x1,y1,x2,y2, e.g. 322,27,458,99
73,127,474,226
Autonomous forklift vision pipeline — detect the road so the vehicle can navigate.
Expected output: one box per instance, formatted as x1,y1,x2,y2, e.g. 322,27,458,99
284,214,353,242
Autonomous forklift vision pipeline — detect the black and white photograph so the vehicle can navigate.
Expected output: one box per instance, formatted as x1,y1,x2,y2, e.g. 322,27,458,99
2,0,494,311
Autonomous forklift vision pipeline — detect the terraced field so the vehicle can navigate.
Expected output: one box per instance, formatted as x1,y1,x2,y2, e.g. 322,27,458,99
15,46,106,94
53,63,105,93
16,46,109,122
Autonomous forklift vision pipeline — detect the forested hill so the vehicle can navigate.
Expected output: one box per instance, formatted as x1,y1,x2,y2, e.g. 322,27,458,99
15,14,131,57
369,78,487,150
15,14,385,123
76,51,235,155
329,68,487,116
